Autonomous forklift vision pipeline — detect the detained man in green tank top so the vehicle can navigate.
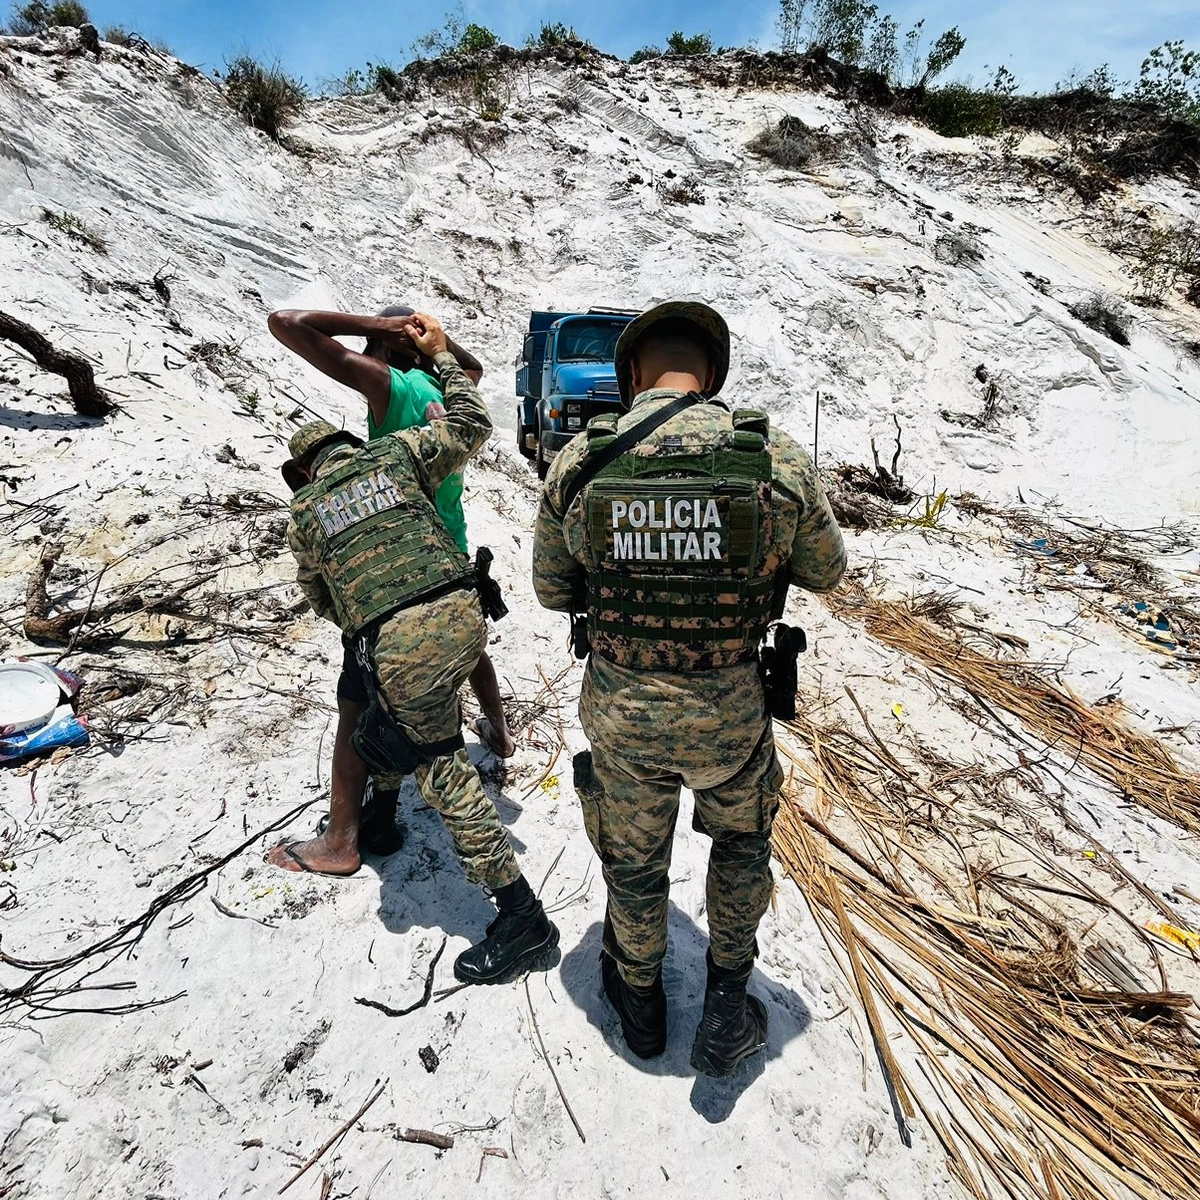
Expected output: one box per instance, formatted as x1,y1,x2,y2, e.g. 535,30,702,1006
267,304,515,876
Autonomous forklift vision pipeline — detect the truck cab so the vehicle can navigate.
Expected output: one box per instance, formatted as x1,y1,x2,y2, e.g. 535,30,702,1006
516,308,637,478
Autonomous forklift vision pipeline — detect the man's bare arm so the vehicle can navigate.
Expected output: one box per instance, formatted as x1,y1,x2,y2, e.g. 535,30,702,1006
268,310,411,425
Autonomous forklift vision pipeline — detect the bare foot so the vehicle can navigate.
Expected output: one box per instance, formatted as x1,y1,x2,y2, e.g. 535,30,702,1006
470,715,516,759
266,835,361,877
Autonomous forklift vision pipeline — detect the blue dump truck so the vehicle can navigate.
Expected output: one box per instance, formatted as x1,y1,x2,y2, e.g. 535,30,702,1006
515,308,639,478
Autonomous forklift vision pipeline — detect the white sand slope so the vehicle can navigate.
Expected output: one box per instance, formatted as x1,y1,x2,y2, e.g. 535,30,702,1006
1,30,1198,1200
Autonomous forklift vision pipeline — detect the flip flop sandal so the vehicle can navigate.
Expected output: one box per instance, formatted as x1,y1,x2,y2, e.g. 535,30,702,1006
470,716,516,759
283,843,315,872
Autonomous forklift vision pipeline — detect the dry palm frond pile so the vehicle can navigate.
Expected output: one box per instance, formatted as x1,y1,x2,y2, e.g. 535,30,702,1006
773,704,1200,1200
829,582,1200,834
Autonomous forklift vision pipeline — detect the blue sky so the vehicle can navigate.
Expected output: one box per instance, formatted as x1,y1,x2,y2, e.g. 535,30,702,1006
74,0,1199,93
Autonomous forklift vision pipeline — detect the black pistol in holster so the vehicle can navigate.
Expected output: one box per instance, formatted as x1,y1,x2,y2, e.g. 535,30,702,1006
569,571,590,660
475,546,508,622
759,623,806,721
351,630,463,776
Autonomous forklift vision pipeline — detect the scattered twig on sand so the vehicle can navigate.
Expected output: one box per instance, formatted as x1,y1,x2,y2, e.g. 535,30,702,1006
476,1146,508,1182
399,1128,454,1150
0,311,115,417
355,937,447,1018
0,797,317,1021
524,977,585,1143
278,1078,387,1194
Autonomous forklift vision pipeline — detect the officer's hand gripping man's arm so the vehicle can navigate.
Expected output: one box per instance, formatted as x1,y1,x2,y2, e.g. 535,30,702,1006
286,519,339,623
394,313,492,491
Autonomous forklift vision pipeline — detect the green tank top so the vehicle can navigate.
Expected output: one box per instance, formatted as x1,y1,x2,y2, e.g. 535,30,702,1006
368,367,468,553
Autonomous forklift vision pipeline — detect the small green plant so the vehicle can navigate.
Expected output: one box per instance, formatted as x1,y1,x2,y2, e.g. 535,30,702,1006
40,207,106,252
665,31,712,56
321,66,369,96
629,45,661,64
238,389,261,415
222,55,306,141
895,490,949,529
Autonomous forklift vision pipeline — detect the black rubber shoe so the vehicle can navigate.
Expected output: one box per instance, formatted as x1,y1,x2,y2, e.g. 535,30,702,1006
601,953,667,1058
453,904,560,985
690,986,768,1078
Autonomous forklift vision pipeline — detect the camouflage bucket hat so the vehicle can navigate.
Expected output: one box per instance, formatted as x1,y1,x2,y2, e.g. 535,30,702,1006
281,420,362,492
614,300,730,406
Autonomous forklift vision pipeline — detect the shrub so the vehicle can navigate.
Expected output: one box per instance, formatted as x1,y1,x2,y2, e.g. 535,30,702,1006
933,230,983,266
665,31,712,56
8,0,87,33
458,22,497,54
747,115,841,169
1126,218,1200,305
1134,40,1200,124
222,56,306,141
1068,293,1132,345
527,21,578,49
920,83,1002,137
369,62,405,100
40,207,106,252
657,172,704,205
629,45,660,64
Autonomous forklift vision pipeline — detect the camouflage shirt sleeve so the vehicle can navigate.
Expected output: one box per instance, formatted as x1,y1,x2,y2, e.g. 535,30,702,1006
532,433,589,611
394,350,491,492
287,513,339,624
773,432,847,593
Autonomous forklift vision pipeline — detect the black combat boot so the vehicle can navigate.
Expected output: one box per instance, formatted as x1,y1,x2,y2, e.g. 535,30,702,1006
601,953,667,1058
358,786,404,855
315,785,404,856
453,875,560,985
690,951,768,1077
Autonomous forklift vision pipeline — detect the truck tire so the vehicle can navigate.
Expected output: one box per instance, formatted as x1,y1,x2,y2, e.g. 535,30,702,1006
536,426,550,480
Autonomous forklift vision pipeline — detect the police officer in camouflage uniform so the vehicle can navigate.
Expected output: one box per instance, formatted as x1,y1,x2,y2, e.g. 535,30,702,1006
274,311,559,986
532,301,846,1075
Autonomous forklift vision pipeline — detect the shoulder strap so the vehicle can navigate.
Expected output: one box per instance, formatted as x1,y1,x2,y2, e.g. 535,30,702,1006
562,391,703,512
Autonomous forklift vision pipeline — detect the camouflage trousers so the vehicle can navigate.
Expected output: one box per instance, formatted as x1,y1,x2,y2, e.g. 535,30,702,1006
369,590,520,890
580,724,783,988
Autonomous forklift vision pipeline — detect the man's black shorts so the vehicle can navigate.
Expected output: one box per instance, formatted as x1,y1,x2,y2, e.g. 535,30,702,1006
336,636,368,704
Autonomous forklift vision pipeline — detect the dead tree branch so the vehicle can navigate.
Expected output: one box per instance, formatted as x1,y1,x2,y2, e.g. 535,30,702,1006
0,311,115,418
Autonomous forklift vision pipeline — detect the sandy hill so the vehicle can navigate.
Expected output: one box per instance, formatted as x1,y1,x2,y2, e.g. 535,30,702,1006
1,27,1199,1200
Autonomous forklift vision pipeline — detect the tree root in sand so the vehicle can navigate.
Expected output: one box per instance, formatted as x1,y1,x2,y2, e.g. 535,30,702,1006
0,311,115,418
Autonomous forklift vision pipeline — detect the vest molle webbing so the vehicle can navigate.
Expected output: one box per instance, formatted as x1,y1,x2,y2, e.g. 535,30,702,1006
582,405,778,671
292,440,473,636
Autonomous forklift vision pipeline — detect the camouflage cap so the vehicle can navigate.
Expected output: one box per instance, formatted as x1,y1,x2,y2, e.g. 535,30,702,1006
281,420,362,492
614,300,730,405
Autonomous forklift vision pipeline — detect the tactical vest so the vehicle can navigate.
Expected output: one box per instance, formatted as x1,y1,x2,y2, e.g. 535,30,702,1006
579,405,779,671
290,440,473,636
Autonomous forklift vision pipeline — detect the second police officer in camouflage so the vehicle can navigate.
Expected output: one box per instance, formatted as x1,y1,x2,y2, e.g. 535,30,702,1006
532,301,846,1075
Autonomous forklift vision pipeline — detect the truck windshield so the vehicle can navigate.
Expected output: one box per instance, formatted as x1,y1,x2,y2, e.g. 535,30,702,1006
555,319,623,363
